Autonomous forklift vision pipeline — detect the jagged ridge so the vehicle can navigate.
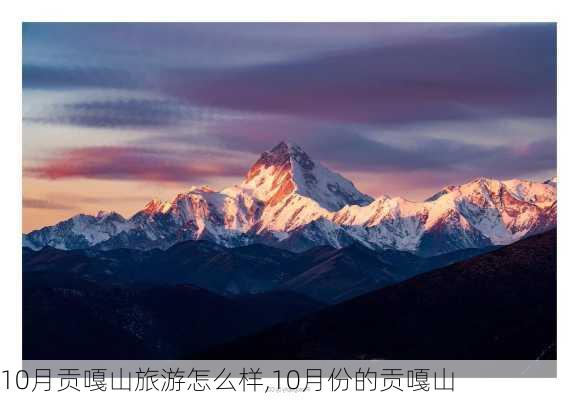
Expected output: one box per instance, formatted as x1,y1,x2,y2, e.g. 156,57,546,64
23,142,557,256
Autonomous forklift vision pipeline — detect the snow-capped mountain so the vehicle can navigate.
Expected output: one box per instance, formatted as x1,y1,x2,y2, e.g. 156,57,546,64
544,176,557,187
231,141,373,211
23,142,557,256
328,177,557,255
222,141,372,236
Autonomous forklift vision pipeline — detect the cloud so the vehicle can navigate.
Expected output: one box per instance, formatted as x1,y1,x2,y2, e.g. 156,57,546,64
162,24,555,126
48,193,153,205
26,98,198,129
22,127,556,201
23,198,74,210
187,113,556,178
22,64,138,90
24,24,555,129
22,23,491,70
25,146,248,183
317,134,556,175
22,23,557,195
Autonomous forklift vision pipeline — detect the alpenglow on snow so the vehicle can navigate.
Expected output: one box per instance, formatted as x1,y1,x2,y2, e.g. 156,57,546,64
23,142,557,256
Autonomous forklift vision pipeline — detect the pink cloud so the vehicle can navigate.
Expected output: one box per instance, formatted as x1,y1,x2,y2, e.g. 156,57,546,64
25,146,247,183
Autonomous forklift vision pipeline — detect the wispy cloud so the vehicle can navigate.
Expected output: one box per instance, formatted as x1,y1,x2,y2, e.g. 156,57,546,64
161,24,555,126
23,198,74,210
22,64,139,90
25,98,197,129
24,24,556,128
25,146,248,183
22,23,557,198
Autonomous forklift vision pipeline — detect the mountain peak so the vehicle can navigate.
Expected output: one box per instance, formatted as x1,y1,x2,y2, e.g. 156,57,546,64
189,184,216,193
269,140,292,153
240,142,372,211
96,210,112,219
469,176,499,187
249,141,313,174
95,210,125,221
143,198,170,215
270,140,300,151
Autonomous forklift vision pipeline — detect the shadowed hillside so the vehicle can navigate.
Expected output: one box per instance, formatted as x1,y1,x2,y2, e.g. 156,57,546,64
200,230,556,360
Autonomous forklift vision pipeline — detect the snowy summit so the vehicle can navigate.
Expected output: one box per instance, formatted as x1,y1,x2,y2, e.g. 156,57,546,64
23,142,557,256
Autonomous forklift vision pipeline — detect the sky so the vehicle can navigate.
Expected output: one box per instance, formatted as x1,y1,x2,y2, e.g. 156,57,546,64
22,22,557,232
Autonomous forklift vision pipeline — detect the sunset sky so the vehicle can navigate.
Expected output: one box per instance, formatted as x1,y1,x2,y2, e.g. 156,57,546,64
22,23,556,232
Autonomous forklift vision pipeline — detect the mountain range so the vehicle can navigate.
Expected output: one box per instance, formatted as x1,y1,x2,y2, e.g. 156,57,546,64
23,238,491,304
23,141,557,256
199,229,556,360
22,141,557,360
23,229,555,359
